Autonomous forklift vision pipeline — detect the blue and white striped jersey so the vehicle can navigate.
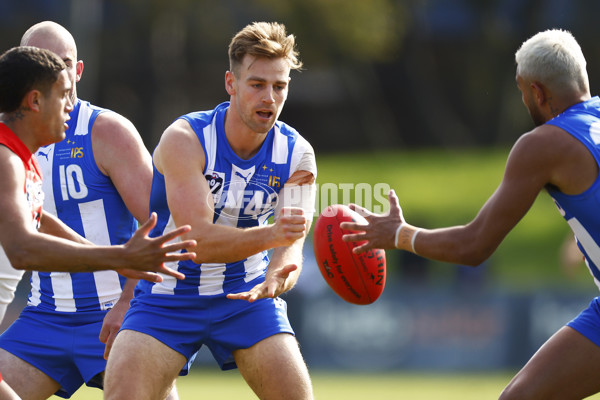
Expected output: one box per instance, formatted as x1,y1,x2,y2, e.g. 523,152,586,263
140,102,315,296
547,96,600,290
31,99,134,312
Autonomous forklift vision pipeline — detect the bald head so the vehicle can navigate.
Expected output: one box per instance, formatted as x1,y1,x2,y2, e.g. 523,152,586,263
21,21,77,59
21,21,81,102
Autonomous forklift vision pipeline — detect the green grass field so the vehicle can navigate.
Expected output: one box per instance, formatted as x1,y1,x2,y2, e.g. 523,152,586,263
49,368,600,399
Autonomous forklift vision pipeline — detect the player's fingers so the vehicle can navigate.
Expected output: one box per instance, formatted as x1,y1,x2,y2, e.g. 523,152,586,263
279,264,298,277
340,222,367,232
117,269,163,283
342,232,366,243
281,207,304,217
98,324,109,344
278,215,307,227
348,203,374,218
226,292,247,300
388,190,403,217
161,251,196,265
136,212,158,236
352,242,370,254
161,240,197,254
285,222,307,233
155,226,193,244
103,330,117,360
157,266,186,280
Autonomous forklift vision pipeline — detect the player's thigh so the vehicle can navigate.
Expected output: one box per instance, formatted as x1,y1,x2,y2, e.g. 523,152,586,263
0,348,59,400
104,330,186,400
234,333,312,400
500,326,600,400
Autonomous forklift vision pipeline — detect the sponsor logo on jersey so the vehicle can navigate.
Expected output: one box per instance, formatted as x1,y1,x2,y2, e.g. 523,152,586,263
70,147,84,158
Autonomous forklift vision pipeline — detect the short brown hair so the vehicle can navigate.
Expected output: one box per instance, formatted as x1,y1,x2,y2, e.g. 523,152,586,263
0,46,66,113
228,22,302,75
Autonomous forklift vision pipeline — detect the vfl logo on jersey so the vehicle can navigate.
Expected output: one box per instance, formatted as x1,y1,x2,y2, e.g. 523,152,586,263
205,171,225,204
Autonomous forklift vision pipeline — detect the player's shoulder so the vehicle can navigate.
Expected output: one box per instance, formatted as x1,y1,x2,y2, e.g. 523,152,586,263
0,144,21,164
154,117,205,174
518,123,578,150
160,106,225,150
157,117,202,158
510,124,582,170
92,108,139,138
0,145,26,182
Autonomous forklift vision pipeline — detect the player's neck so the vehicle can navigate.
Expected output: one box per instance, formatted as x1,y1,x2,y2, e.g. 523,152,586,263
223,110,267,160
0,111,41,153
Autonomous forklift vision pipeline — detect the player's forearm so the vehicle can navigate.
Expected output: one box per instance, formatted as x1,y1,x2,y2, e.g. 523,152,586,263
6,233,127,272
396,224,496,266
191,223,282,264
38,212,90,244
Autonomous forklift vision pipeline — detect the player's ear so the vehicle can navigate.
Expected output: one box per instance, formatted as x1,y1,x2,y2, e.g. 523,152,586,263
531,82,547,105
225,71,236,95
75,60,84,83
24,89,42,112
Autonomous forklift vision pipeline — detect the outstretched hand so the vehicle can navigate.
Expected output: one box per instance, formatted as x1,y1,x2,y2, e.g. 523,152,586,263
341,189,404,253
226,264,298,302
118,213,196,282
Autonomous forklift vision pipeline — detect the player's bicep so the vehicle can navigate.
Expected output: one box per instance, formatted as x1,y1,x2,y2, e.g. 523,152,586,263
155,122,213,231
469,133,552,241
93,113,153,222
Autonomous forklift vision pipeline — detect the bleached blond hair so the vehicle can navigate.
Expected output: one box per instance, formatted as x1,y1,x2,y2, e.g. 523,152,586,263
515,29,589,95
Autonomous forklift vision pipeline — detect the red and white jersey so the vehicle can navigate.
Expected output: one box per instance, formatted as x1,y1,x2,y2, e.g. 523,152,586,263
0,123,43,315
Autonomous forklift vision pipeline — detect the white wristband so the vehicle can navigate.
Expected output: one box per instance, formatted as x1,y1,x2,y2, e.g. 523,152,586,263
411,228,420,254
394,223,404,248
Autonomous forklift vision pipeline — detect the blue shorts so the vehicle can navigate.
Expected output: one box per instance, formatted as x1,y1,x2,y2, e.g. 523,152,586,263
567,296,600,346
120,290,294,373
0,306,108,398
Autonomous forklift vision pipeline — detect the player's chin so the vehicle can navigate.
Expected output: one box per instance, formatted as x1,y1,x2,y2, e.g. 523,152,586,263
254,114,275,131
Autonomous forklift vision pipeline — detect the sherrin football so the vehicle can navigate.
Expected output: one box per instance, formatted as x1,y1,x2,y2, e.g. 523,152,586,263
313,204,386,305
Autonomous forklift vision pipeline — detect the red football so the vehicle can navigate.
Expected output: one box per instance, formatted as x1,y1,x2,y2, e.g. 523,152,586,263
312,204,386,305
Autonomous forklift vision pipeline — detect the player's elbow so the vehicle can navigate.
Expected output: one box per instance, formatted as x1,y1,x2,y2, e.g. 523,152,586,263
4,247,33,271
455,241,495,267
459,254,489,267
